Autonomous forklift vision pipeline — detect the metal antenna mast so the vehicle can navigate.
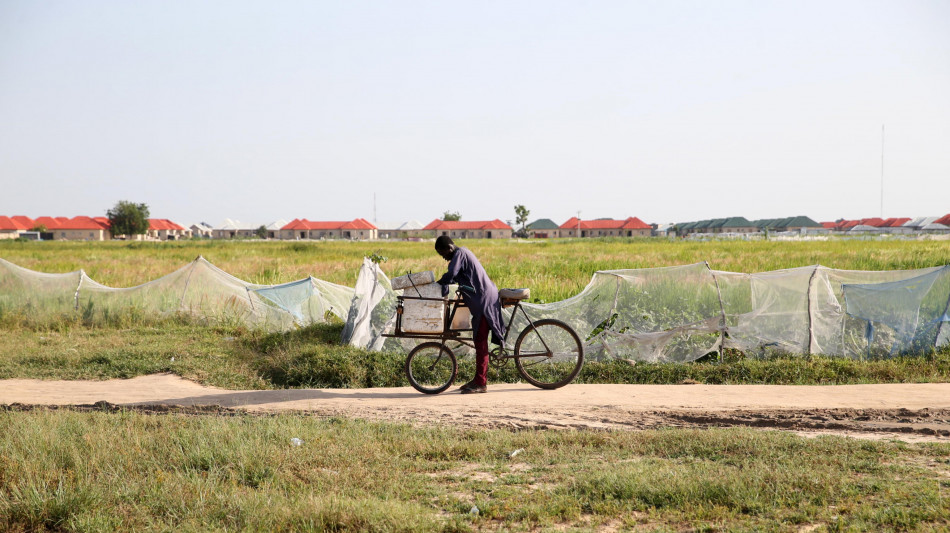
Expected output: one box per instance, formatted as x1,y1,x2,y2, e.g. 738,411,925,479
880,124,884,218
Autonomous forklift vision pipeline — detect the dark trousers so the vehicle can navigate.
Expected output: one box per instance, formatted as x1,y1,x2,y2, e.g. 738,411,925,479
472,318,490,386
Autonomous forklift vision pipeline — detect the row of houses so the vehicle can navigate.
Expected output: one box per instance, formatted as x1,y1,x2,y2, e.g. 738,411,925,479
820,215,950,234
525,217,653,238
669,214,950,237
0,215,189,241
3,212,948,241
673,216,823,236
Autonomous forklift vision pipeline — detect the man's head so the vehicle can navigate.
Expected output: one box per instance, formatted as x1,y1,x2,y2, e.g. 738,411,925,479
434,236,456,261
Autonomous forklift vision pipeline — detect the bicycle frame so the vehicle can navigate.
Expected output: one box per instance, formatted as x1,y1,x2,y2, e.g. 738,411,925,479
385,292,554,361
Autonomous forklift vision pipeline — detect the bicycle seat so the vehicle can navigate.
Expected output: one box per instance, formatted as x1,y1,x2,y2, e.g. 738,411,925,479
499,288,530,300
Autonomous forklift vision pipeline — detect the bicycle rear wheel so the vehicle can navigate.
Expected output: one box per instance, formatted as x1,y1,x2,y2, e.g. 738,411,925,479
405,342,457,394
514,319,584,389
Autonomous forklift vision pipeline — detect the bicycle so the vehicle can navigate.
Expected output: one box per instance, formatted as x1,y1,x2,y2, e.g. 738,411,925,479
384,286,584,394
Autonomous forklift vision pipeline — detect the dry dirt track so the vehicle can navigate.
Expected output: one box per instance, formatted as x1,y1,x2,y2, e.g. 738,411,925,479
3,374,950,442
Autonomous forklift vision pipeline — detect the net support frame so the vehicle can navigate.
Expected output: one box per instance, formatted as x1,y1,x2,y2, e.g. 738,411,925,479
935,284,950,348
179,256,199,310
806,265,819,355
74,270,84,311
706,261,727,363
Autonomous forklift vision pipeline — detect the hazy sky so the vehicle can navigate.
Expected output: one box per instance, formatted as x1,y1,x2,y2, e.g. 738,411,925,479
1,0,948,227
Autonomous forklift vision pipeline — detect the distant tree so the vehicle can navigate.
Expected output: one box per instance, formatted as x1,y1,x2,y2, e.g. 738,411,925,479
30,224,47,233
255,225,267,239
514,205,530,237
442,211,461,221
106,201,150,237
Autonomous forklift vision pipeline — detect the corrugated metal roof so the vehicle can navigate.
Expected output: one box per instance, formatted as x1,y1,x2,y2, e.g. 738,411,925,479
719,217,754,227
527,218,560,230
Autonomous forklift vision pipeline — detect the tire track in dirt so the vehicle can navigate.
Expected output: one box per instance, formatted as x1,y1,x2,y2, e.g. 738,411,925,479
3,375,950,442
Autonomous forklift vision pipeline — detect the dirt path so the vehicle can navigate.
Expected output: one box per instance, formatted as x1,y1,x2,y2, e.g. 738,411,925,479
3,374,950,442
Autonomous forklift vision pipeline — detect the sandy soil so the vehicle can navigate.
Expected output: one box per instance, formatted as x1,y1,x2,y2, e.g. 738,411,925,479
3,374,950,442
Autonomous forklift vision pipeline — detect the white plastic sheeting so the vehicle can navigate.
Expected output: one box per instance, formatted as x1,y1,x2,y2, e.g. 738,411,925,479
340,258,397,351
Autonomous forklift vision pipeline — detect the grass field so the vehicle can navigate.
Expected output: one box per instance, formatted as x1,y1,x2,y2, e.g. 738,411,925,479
2,409,949,532
2,238,950,531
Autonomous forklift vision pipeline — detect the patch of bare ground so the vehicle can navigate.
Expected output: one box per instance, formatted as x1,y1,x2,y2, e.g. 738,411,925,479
662,407,950,442
5,377,950,442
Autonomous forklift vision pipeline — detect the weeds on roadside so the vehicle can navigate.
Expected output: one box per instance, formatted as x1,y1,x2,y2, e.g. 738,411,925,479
1,410,948,531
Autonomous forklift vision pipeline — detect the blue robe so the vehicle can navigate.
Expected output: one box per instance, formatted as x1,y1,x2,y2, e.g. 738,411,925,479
437,247,506,344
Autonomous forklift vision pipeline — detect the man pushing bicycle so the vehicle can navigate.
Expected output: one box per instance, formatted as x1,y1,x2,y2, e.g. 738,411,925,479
434,236,505,394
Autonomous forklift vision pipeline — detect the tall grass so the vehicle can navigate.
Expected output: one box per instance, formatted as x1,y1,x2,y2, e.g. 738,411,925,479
2,238,948,302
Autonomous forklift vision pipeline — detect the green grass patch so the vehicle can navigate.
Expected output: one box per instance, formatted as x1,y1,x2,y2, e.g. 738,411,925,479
1,409,949,531
2,320,950,389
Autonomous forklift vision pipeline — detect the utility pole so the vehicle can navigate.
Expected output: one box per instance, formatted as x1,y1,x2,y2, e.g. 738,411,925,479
577,210,581,238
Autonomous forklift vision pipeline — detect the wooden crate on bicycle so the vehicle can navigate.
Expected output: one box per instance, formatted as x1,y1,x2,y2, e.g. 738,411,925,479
393,271,445,334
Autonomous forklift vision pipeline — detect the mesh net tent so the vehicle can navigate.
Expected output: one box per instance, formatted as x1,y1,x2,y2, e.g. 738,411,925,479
2,256,948,360
501,263,725,363
343,262,950,361
251,277,354,326
0,256,353,330
0,258,85,318
842,266,950,356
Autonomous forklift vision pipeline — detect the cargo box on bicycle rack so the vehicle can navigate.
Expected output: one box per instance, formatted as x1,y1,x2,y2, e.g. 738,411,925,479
400,281,446,334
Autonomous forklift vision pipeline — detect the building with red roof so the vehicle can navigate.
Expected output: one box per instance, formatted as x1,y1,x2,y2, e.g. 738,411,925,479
4,215,112,240
822,217,916,233
0,216,33,239
0,214,189,240
147,219,191,240
54,216,112,240
30,216,62,230
279,218,378,240
558,217,652,238
422,219,513,239
11,216,35,229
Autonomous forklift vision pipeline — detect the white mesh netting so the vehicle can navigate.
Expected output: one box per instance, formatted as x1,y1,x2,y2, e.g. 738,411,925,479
2,256,948,360
0,256,354,330
344,262,950,361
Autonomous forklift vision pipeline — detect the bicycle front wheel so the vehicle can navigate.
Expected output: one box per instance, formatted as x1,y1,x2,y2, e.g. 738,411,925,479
514,319,584,389
405,342,457,394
